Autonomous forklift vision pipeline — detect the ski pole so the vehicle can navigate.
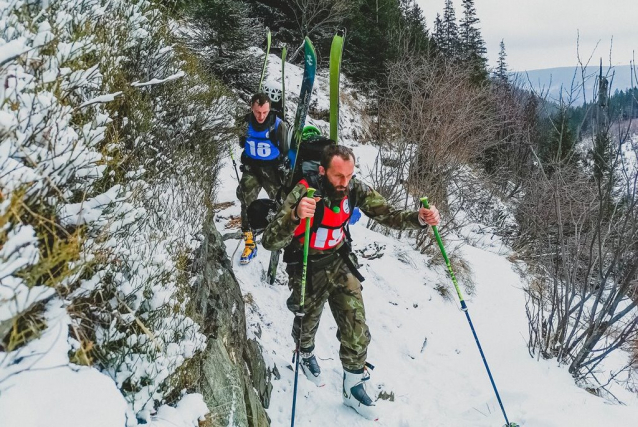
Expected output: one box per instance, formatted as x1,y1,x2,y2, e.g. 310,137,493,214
258,29,271,93
420,197,518,427
229,145,242,187
291,188,316,427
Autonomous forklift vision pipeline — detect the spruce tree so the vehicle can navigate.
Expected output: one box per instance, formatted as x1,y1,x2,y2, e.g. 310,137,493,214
539,108,577,168
440,0,460,57
187,0,262,91
397,0,432,56
459,0,487,81
342,0,403,87
433,13,444,51
494,39,509,83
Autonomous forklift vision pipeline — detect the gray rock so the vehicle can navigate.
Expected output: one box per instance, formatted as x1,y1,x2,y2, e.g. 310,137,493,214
193,213,272,427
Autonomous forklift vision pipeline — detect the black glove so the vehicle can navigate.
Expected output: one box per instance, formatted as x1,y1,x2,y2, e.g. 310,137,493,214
239,135,246,148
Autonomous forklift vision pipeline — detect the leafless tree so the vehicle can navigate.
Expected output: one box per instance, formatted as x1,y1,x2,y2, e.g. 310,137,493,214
369,56,499,249
520,68,638,393
289,0,352,61
480,78,538,200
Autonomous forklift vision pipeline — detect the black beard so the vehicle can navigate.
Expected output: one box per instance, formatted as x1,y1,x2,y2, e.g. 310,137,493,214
321,176,348,199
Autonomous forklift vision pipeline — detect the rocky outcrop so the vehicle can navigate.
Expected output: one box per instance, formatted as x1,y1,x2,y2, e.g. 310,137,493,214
194,213,273,426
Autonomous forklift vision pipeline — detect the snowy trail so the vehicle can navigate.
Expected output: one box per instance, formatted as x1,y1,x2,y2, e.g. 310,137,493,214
211,55,638,427
215,146,638,426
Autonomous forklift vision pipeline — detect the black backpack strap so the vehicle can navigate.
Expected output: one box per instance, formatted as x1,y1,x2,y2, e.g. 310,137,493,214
268,119,278,145
344,180,357,242
310,199,325,234
337,242,365,282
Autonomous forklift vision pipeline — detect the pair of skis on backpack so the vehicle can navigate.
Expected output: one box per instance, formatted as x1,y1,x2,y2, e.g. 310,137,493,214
258,30,345,284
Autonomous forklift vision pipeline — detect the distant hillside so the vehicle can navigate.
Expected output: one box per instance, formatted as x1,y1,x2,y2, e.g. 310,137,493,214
511,65,635,104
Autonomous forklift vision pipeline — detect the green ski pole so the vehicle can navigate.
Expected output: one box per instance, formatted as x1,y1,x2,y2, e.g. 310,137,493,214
420,197,519,427
258,29,271,92
290,188,316,427
299,188,315,307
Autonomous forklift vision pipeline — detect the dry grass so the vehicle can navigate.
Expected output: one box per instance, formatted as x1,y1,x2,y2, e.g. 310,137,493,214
434,283,454,302
2,303,47,352
212,201,235,212
243,293,255,307
225,216,242,229
0,189,84,350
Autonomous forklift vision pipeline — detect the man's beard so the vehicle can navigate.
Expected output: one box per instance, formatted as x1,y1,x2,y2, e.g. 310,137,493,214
322,176,348,199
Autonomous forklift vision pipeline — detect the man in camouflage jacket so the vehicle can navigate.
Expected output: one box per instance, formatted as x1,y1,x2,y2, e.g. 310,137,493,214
262,144,440,419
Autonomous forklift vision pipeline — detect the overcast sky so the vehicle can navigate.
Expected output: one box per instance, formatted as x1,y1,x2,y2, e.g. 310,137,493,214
417,0,636,71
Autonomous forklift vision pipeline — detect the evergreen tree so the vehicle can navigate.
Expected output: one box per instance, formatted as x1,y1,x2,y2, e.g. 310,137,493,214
592,73,615,189
539,108,577,169
187,0,262,91
390,0,433,57
494,39,508,83
244,0,297,46
433,13,444,50
458,0,487,80
342,0,404,87
397,0,431,56
459,0,484,56
439,0,460,57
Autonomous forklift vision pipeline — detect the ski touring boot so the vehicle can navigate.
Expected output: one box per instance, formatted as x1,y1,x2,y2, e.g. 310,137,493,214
240,231,257,265
299,349,324,387
343,367,378,420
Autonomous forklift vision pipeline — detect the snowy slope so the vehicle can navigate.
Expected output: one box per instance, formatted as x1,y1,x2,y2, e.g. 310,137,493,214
215,55,638,427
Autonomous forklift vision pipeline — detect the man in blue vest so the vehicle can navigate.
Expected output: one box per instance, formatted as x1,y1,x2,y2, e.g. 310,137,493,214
237,92,289,264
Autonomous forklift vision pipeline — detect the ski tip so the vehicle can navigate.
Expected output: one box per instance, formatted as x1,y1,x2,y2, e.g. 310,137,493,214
304,37,315,49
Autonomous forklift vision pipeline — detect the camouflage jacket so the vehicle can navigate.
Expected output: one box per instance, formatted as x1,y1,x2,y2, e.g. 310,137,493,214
262,177,425,256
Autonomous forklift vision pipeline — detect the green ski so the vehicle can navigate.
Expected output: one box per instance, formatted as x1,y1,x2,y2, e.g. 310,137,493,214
329,29,345,142
258,29,271,92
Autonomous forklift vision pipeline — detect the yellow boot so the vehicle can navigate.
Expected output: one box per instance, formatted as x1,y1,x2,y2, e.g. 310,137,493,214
240,231,257,264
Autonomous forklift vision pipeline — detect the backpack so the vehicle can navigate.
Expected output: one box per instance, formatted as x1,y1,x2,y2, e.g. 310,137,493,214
247,135,348,232
246,137,364,281
286,134,334,195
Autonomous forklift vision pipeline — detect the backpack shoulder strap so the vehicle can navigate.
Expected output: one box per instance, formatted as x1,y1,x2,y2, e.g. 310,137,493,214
344,181,357,243
348,180,357,211
310,199,325,234
269,116,281,146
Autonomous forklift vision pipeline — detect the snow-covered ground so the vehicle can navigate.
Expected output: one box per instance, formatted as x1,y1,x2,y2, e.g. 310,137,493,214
0,2,209,426
213,55,638,427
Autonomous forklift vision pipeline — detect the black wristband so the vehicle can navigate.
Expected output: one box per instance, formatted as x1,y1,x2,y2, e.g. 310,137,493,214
290,199,301,223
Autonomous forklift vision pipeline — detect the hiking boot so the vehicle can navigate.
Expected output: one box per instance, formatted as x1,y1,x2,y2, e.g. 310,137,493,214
343,368,378,420
240,231,257,265
300,350,324,387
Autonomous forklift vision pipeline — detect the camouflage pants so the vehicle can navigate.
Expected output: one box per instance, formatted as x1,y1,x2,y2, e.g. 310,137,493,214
286,256,371,372
237,165,282,231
